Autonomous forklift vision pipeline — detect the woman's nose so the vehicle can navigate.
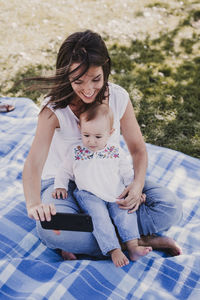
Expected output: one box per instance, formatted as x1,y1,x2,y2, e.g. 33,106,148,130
82,82,93,93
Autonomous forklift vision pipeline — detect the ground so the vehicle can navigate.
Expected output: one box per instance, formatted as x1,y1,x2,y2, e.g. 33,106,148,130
0,0,200,157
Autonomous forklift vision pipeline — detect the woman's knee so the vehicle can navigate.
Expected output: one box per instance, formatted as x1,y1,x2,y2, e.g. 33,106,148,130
164,188,183,226
154,186,183,227
36,221,102,256
143,180,183,228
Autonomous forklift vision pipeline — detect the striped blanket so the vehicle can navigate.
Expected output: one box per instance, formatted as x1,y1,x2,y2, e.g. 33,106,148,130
0,97,200,300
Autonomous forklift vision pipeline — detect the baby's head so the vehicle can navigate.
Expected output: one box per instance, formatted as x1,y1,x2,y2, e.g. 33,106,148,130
79,103,114,152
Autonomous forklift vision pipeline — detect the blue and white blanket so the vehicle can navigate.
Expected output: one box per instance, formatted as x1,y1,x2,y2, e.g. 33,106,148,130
0,97,200,300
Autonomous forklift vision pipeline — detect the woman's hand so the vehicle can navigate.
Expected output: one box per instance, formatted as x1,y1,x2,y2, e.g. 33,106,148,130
27,203,56,221
116,181,145,213
52,188,68,199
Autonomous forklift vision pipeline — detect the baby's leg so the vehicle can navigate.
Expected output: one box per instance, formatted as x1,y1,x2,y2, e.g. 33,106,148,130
126,239,152,261
108,202,152,261
74,189,129,267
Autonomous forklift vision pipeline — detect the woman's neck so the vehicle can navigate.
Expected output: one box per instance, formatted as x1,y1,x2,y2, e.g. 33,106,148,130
69,96,85,118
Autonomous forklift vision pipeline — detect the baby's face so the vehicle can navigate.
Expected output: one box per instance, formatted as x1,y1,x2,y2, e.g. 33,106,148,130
80,116,113,152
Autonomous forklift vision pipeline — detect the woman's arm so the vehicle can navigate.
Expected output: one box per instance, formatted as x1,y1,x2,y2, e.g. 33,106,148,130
117,99,148,212
23,107,59,221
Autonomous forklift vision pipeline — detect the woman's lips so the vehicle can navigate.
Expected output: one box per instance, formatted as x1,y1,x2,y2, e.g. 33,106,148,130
82,91,95,98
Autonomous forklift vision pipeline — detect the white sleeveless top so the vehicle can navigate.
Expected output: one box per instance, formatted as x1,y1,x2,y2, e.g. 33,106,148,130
41,82,129,179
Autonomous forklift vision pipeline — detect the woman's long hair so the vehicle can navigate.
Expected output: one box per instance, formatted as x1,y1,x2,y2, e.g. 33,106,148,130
25,30,111,110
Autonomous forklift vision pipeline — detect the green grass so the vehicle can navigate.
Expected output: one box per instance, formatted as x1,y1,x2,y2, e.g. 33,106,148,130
3,64,54,105
1,4,200,158
146,2,170,9
109,11,200,158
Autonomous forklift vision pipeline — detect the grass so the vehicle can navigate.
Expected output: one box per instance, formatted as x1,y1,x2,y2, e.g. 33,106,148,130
1,1,200,158
4,64,54,103
110,9,200,158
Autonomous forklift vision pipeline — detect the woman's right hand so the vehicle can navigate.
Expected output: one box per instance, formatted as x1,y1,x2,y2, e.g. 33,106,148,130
27,203,56,221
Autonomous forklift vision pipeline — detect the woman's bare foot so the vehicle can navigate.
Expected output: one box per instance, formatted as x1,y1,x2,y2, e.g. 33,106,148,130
109,248,129,267
138,235,182,256
61,250,77,260
126,240,152,261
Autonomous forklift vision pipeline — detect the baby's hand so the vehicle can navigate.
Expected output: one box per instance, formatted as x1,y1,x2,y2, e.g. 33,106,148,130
52,188,68,199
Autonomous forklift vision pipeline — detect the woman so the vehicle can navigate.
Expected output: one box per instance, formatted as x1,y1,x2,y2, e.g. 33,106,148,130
23,30,182,260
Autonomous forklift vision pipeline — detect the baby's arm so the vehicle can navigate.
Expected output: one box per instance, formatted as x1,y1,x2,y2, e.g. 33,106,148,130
52,152,74,199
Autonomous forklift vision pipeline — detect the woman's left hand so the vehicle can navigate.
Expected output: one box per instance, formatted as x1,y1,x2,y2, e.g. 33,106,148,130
116,181,145,213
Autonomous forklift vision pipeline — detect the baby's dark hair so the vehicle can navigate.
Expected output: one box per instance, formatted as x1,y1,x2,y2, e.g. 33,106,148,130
79,103,114,129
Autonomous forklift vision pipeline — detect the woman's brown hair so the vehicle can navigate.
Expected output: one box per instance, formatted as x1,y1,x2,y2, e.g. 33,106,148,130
25,30,111,110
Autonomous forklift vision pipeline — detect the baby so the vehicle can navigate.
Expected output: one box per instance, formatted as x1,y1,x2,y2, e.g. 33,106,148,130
53,103,152,267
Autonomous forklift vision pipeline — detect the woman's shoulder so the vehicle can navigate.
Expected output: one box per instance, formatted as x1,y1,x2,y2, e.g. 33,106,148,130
41,97,73,119
108,82,129,119
109,82,129,98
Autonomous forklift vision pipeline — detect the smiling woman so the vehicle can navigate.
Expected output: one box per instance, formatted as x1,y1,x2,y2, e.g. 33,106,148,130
22,29,183,263
23,30,111,114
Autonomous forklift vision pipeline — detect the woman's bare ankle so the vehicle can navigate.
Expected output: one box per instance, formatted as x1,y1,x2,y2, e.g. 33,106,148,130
126,239,152,261
126,238,139,248
138,234,182,256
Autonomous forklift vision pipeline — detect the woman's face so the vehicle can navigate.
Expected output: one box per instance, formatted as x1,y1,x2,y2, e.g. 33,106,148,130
69,63,104,104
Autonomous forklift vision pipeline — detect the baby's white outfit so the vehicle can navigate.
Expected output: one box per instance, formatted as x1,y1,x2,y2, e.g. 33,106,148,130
54,142,134,202
54,142,139,256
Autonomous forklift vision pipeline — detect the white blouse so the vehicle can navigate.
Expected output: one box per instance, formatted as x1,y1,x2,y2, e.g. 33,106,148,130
54,142,134,202
41,82,129,180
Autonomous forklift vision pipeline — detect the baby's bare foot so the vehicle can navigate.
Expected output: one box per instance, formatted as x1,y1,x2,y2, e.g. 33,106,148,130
61,250,77,260
126,240,152,261
110,248,129,267
138,235,182,256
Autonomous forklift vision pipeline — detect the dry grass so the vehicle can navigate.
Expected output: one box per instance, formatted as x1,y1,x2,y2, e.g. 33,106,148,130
1,0,196,92
0,0,200,157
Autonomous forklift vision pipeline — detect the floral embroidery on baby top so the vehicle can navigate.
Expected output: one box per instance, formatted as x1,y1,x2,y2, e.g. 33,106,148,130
74,145,119,160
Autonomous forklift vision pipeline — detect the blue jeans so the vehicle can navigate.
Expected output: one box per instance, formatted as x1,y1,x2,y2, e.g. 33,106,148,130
73,189,140,255
36,179,182,257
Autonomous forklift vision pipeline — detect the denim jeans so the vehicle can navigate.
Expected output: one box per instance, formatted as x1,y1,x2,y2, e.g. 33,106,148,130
73,189,140,255
36,178,182,257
